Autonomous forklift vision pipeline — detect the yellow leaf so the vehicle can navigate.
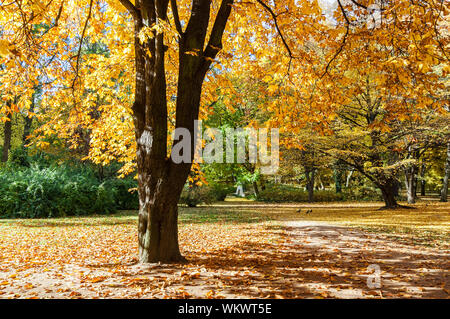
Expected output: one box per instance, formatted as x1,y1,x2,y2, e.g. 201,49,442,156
0,40,11,57
268,84,278,93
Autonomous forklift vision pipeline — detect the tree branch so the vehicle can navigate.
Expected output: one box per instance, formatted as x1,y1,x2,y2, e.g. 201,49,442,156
349,0,367,10
203,0,234,60
170,0,183,35
256,0,294,69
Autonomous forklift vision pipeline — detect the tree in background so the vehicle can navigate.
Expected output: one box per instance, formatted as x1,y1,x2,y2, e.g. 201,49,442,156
201,72,272,196
268,1,448,208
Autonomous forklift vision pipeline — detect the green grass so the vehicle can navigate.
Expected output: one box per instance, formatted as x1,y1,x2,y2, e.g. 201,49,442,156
0,206,272,227
179,207,271,224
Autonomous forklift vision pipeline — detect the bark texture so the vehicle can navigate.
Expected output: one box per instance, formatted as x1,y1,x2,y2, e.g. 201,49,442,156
420,163,426,196
305,168,315,203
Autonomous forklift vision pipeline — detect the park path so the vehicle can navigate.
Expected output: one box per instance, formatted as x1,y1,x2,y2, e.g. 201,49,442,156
279,220,449,298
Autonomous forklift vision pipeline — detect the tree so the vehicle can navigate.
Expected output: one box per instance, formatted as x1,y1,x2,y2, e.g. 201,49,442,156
111,0,234,262
201,72,272,196
400,114,449,204
333,160,346,194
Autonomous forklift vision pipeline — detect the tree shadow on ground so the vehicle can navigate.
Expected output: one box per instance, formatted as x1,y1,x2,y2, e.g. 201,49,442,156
111,224,448,298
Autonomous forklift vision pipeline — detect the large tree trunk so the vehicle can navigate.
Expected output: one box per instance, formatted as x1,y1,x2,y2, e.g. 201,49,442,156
379,179,399,208
404,145,418,204
260,176,266,191
441,142,450,202
137,167,188,262
317,172,324,190
2,112,12,163
125,0,233,263
305,168,315,202
22,114,33,145
345,169,353,188
404,164,417,204
253,181,259,196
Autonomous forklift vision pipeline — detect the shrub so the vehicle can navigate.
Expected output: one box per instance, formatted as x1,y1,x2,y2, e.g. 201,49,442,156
0,164,138,218
341,185,382,201
8,147,58,168
256,184,344,202
341,185,407,202
256,183,407,202
179,183,234,207
179,185,215,207
102,178,139,210
209,183,234,201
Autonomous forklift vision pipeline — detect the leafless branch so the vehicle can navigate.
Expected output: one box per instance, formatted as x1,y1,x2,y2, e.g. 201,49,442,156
349,0,367,10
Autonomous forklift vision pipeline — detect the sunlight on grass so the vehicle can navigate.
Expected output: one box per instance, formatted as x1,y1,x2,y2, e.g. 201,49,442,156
0,206,270,227
254,201,450,247
1,201,448,247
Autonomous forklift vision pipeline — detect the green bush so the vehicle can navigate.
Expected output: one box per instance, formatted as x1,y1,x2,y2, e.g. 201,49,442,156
256,184,406,202
256,184,345,202
102,178,139,210
0,164,138,218
209,183,234,201
179,183,234,207
8,147,58,168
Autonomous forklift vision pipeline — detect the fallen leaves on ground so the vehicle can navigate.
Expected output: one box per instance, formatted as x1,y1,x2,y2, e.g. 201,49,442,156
0,203,448,299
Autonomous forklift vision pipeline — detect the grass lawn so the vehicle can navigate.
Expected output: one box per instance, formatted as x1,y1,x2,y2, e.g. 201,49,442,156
247,200,450,248
195,198,450,247
0,199,448,298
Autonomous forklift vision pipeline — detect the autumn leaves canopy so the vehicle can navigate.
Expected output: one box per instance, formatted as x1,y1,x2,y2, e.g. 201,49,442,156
0,1,447,167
